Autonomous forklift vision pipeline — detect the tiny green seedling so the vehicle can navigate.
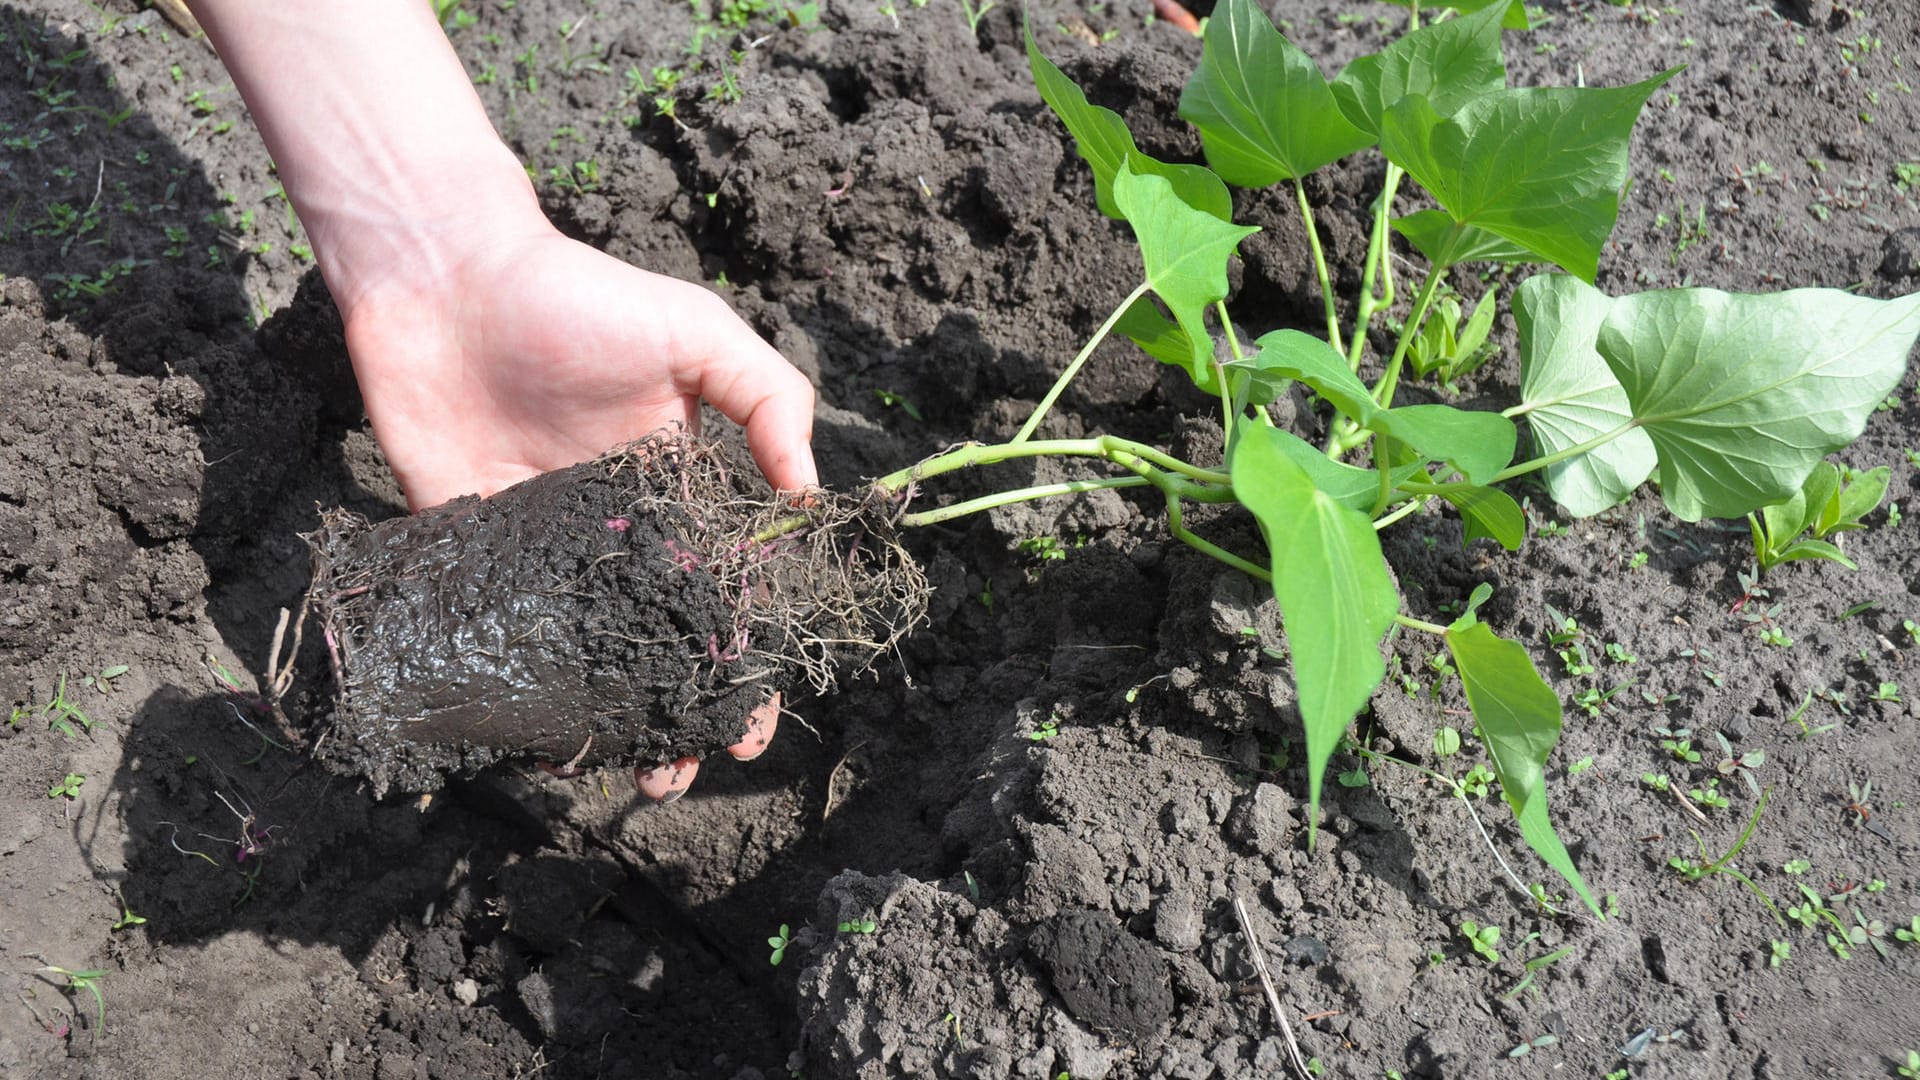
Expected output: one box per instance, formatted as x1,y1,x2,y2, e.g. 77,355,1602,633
1748,462,1891,571
1457,919,1500,963
80,663,130,696
837,917,877,934
1431,726,1461,757
1506,1033,1558,1058
1667,788,1781,925
1870,681,1901,703
47,773,84,799
1894,915,1920,944
1768,939,1790,969
17,674,95,738
1502,945,1572,999
1403,282,1497,391
1713,733,1765,798
1028,716,1061,741
1655,726,1701,764
1458,762,1493,799
873,388,924,421
1848,909,1891,960
768,923,792,966
1899,1050,1920,1079
38,965,106,1034
110,888,147,932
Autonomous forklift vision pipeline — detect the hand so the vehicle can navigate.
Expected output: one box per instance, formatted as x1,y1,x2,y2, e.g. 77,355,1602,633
635,694,782,801
341,222,818,510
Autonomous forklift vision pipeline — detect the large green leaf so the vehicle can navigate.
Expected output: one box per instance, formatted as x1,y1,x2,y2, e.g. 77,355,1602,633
1113,160,1260,386
1331,2,1508,138
1514,274,1657,516
1231,427,1398,838
1177,0,1373,187
1250,329,1516,484
1114,296,1224,396
1379,69,1679,280
1026,26,1233,221
1598,288,1920,521
1246,425,1392,514
1445,620,1600,915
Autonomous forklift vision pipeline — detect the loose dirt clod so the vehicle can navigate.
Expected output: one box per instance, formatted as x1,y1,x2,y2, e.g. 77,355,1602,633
303,433,928,795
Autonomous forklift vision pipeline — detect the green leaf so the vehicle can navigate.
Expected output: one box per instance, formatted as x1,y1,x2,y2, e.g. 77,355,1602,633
1769,539,1857,570
1238,425,1393,515
1251,329,1515,483
1438,485,1525,550
1598,288,1920,521
1763,461,1836,545
1445,621,1600,914
1331,2,1509,138
1392,210,1532,267
1114,160,1260,387
1830,465,1891,533
1514,274,1657,517
1380,69,1680,279
1114,296,1223,395
1373,0,1529,30
1177,0,1373,187
1232,429,1398,839
1026,25,1233,221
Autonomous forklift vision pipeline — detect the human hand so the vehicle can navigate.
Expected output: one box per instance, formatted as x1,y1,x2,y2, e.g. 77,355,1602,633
340,222,818,511
633,694,782,800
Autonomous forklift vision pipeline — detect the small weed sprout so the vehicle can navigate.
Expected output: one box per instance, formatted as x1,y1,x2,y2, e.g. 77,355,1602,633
37,965,106,1035
1899,1050,1920,1079
768,923,792,966
1713,733,1765,797
837,917,878,934
1457,919,1501,963
46,772,84,799
110,888,146,932
1768,939,1790,968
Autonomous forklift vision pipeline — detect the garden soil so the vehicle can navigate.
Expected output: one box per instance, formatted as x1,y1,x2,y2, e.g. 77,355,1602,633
3,0,1918,1078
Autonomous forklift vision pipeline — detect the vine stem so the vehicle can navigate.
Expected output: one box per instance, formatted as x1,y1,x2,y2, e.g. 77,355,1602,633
1013,281,1152,445
1490,418,1640,484
1394,612,1450,636
1345,163,1405,374
898,476,1149,527
1295,178,1345,359
1372,266,1446,411
874,435,1229,495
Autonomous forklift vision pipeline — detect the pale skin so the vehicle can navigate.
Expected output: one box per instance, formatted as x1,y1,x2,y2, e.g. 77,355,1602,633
188,0,813,799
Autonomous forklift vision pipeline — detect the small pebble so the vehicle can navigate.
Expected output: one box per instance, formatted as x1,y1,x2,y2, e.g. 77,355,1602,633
452,978,480,1006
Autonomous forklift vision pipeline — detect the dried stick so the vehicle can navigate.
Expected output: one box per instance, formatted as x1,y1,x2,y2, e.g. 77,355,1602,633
1232,896,1314,1080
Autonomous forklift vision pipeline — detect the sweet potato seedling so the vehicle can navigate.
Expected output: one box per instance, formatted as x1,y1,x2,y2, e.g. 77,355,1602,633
829,0,1920,914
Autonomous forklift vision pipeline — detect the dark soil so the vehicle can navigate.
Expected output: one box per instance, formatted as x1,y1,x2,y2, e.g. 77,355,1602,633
3,1,1918,1079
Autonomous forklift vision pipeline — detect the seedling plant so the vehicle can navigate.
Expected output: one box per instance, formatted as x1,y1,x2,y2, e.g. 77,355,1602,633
755,0,1918,914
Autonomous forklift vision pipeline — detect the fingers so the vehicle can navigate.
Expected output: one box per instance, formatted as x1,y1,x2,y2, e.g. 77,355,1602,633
674,290,820,493
635,756,699,802
729,692,780,762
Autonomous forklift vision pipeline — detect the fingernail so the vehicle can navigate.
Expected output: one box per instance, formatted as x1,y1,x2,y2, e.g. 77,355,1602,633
657,787,685,805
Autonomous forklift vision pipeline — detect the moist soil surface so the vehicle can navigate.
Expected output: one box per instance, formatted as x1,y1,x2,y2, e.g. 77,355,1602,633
3,1,1918,1078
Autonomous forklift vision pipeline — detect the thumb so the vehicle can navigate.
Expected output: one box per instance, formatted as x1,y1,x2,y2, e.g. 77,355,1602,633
669,287,819,492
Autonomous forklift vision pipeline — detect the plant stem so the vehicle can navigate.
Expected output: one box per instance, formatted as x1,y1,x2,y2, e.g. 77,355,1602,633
1013,281,1152,444
1372,266,1445,411
1490,419,1640,484
1394,613,1450,636
1163,487,1270,581
874,435,1228,494
1372,495,1429,531
1295,179,1345,359
898,476,1150,527
1345,164,1404,374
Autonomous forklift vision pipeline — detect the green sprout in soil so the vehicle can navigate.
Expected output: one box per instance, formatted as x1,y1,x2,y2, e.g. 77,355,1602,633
1456,919,1500,963
46,772,84,800
767,923,792,966
37,965,106,1035
1895,916,1920,944
109,888,147,933
1768,939,1790,968
1900,1050,1920,1079
1667,787,1781,925
12,674,95,738
836,917,878,934
1871,681,1901,703
747,3,1920,914
1713,733,1765,797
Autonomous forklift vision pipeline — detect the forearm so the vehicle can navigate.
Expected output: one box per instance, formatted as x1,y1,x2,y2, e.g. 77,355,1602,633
188,0,544,317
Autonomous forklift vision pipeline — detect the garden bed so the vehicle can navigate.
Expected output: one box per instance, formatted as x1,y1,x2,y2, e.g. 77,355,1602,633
2,0,1917,1077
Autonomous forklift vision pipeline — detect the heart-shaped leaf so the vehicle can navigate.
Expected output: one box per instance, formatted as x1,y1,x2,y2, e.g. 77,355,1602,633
1178,0,1373,187
1598,287,1920,521
1113,160,1260,387
1380,69,1679,279
1232,426,1398,838
1437,485,1525,550
1027,25,1233,221
1514,274,1657,517
1331,2,1509,138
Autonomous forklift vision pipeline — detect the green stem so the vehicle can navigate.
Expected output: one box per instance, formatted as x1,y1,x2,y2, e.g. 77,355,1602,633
1163,488,1270,582
899,476,1151,528
1490,419,1640,484
1394,612,1450,636
874,435,1228,494
1295,179,1345,359
1013,281,1152,444
1345,164,1404,373
1372,495,1429,531
1372,265,1446,411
